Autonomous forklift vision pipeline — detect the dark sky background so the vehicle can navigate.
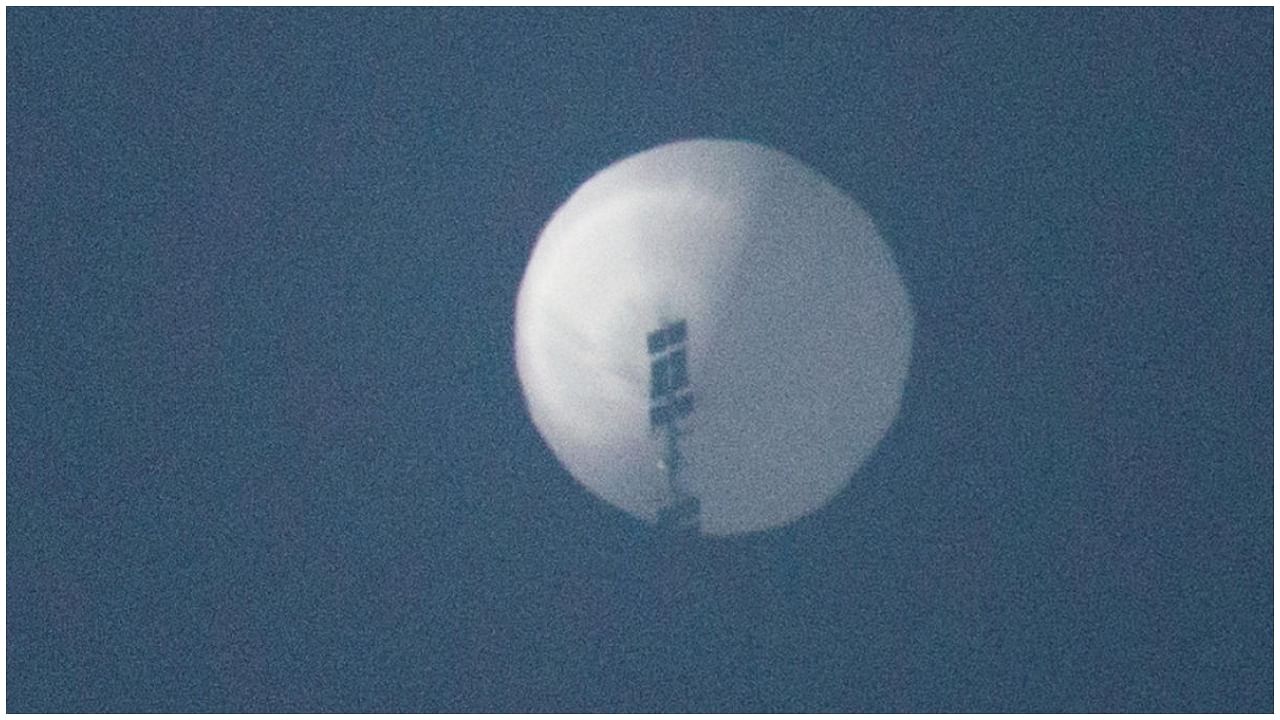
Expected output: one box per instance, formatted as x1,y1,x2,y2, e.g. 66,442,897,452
7,7,1272,712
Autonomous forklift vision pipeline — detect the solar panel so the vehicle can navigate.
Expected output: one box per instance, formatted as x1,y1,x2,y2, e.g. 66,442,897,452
646,328,667,355
649,392,693,427
645,319,697,529
647,319,693,429
646,319,688,355
649,348,689,399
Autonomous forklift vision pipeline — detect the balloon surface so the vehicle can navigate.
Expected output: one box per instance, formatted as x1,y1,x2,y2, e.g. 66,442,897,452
514,139,912,535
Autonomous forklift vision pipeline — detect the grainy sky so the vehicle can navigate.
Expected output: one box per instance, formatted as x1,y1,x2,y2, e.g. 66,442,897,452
7,7,1272,712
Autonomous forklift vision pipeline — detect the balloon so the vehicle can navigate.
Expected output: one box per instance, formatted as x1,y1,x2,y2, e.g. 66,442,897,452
514,139,912,536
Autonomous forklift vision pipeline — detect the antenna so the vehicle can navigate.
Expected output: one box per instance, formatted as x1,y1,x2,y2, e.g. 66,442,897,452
647,319,700,532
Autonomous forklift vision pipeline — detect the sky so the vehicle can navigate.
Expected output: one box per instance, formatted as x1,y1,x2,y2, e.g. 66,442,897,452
7,7,1272,712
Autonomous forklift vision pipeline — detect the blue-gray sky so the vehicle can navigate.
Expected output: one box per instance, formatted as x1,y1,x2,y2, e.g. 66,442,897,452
8,7,1272,712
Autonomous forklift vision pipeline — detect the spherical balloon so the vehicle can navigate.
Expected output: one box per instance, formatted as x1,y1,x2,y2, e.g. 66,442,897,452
514,139,912,536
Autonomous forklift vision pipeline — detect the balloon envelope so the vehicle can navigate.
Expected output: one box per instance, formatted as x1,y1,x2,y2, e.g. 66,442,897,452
514,139,912,535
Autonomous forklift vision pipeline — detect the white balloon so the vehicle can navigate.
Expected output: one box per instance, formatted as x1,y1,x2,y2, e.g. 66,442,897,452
514,139,913,535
